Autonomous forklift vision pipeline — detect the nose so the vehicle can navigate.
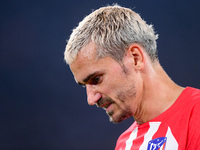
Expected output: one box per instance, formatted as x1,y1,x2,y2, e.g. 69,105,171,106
86,84,102,105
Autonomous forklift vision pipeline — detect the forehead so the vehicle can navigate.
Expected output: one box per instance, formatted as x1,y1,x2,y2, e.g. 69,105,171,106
69,42,99,82
70,42,97,74
69,42,122,83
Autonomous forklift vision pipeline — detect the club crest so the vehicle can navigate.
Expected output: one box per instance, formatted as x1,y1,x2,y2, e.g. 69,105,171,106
147,137,167,150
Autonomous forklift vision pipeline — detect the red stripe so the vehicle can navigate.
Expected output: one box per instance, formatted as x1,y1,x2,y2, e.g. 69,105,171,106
115,123,137,150
152,122,168,140
131,123,150,150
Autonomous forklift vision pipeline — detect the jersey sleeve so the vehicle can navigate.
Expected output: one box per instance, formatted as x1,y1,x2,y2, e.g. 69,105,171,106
186,101,200,149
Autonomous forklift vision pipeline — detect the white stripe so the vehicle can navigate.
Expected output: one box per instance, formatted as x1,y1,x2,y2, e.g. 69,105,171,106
165,127,178,150
139,122,161,150
125,126,138,150
124,122,178,150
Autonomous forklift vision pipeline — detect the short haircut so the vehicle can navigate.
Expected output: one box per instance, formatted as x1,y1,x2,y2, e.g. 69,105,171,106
64,4,158,64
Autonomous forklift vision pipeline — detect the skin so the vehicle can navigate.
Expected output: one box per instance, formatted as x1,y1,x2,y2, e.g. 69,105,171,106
70,42,184,124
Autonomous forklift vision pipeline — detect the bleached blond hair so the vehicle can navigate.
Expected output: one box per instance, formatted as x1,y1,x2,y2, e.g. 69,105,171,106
64,4,158,64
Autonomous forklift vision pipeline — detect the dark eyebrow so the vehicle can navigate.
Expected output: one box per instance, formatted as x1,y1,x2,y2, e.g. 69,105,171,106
78,71,100,85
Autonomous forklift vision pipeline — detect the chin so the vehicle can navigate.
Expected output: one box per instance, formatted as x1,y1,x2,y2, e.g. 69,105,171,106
108,112,132,124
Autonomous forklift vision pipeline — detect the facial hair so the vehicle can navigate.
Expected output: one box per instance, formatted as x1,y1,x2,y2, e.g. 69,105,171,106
108,106,132,124
96,87,135,124
98,63,136,123
111,88,136,124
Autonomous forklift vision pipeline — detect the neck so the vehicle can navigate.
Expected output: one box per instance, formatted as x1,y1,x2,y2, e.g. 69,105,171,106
134,62,184,124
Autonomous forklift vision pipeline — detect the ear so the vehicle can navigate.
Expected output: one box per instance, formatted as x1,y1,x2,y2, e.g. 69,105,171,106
127,43,145,70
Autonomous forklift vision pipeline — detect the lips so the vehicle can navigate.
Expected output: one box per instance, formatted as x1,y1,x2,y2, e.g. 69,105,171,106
96,97,114,112
101,102,112,109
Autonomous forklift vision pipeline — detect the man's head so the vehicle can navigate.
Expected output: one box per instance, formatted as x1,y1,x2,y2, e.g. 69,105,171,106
64,5,159,123
64,4,158,65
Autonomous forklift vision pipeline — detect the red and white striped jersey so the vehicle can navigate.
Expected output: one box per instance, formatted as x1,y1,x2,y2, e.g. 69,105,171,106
115,87,200,150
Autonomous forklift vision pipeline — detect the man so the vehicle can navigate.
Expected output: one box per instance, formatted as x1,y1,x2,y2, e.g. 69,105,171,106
64,5,200,150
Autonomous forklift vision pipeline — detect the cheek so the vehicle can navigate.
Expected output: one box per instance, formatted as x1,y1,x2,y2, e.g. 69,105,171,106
116,91,126,102
102,66,135,99
115,82,137,102
101,74,119,95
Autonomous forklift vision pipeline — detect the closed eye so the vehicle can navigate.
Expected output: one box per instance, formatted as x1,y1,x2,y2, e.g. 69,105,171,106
78,76,102,88
90,76,101,85
78,72,103,87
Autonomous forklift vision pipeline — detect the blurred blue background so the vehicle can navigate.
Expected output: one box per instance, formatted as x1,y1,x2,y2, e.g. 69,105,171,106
1,0,200,149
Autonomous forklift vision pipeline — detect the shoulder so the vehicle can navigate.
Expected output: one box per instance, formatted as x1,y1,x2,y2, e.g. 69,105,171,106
178,87,200,106
183,87,200,98
183,87,200,129
179,87,200,117
186,88,200,148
